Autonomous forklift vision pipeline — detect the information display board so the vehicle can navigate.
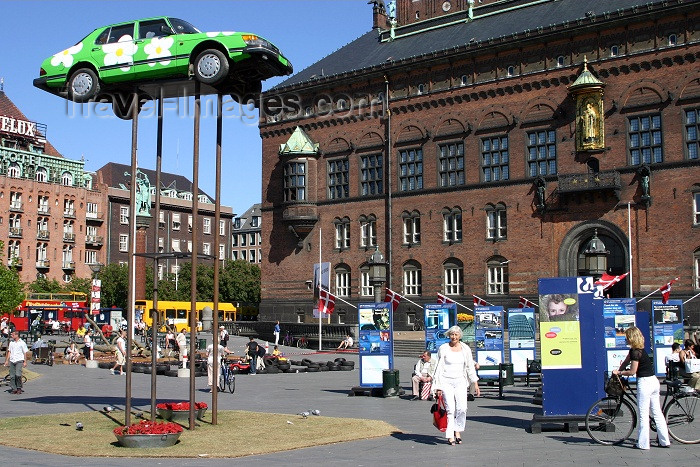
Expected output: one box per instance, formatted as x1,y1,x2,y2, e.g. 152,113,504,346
474,306,504,378
652,299,684,376
358,302,393,387
507,308,536,375
424,303,456,353
602,298,637,375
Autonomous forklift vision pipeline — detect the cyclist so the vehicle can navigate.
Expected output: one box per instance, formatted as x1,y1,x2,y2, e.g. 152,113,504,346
613,326,670,450
206,341,232,392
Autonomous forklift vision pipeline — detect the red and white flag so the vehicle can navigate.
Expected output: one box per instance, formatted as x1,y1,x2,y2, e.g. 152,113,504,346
472,294,493,306
518,296,537,309
437,293,456,305
594,272,629,291
385,287,402,312
318,289,336,314
660,277,680,304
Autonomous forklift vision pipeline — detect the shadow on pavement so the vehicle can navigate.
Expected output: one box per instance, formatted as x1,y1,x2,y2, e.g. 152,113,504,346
390,432,445,445
469,415,531,429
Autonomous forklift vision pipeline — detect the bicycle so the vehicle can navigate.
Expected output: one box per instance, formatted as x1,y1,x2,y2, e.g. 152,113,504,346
585,372,699,445
411,320,425,332
296,335,308,349
283,331,293,347
1,373,28,388
218,357,235,394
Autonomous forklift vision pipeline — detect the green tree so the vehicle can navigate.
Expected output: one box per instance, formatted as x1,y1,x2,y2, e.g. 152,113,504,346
64,277,91,297
98,263,129,309
220,260,261,304
27,277,63,294
0,241,24,314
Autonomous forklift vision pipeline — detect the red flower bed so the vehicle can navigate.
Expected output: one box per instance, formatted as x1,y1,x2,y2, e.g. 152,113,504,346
156,401,208,411
113,420,183,436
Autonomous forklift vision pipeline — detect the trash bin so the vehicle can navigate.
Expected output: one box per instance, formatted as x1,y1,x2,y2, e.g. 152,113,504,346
499,363,514,386
382,369,400,397
198,338,207,350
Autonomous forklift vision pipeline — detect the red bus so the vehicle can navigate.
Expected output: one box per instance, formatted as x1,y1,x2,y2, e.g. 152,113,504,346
1,292,88,333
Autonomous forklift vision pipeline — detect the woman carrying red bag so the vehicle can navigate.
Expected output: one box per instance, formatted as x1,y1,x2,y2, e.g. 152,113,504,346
432,325,480,445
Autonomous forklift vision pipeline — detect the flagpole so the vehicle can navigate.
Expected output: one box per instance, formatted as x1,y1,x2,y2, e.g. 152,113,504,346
627,202,633,298
389,288,422,308
318,227,322,351
334,295,358,309
636,286,662,304
684,291,700,305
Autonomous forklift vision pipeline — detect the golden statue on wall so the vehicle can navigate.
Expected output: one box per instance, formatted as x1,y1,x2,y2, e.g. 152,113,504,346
569,57,605,152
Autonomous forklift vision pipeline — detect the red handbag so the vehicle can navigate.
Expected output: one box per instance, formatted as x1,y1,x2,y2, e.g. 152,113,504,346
430,393,447,432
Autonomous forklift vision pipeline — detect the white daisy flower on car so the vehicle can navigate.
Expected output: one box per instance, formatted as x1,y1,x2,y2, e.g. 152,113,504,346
144,36,174,66
103,35,137,72
50,42,84,68
205,31,236,38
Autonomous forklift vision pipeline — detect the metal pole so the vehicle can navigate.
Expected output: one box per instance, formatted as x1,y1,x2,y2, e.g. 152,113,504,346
212,93,223,424
319,228,322,351
627,202,633,298
384,76,392,289
150,92,164,421
125,92,139,426
189,83,201,430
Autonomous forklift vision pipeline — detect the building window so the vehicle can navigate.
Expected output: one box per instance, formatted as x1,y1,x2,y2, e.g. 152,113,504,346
481,136,509,182
359,215,377,248
240,233,247,247
62,245,73,264
171,238,181,252
610,45,620,57
695,249,700,290
119,206,129,224
249,249,256,263
487,257,509,295
360,268,373,297
35,167,47,182
334,217,350,250
241,250,247,261
444,259,464,296
64,199,74,216
86,202,98,218
62,273,73,283
527,130,557,176
685,108,699,160
7,163,20,178
556,55,565,67
119,234,129,252
188,215,193,232
85,250,98,264
439,142,465,187
61,171,73,186
402,210,421,246
219,220,226,236
628,114,663,165
172,213,181,230
694,192,700,225
232,250,239,260
360,154,383,196
38,196,49,214
403,261,422,296
249,233,256,246
335,264,351,297
186,240,192,253
232,234,238,247
284,161,306,202
203,217,211,234
486,203,507,240
36,242,47,261
10,191,22,210
7,240,20,261
399,148,423,191
200,242,209,256
417,83,425,95
668,34,677,46
219,244,225,260
251,216,259,227
443,208,462,243
460,75,468,86
506,65,515,77
328,158,349,200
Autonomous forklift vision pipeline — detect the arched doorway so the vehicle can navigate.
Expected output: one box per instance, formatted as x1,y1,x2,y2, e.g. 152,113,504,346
558,220,630,298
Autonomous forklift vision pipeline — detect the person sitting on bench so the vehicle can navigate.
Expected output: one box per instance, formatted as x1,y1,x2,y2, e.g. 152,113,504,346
337,334,353,350
411,350,436,400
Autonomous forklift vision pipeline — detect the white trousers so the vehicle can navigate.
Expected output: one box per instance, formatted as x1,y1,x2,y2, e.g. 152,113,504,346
274,331,280,345
441,377,469,438
636,375,670,449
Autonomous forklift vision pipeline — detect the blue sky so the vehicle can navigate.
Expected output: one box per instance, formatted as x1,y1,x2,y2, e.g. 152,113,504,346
1,0,369,214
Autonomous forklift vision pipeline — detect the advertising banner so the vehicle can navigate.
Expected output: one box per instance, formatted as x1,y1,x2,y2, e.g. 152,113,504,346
507,308,536,375
424,303,456,354
475,306,504,378
91,278,101,315
652,299,684,376
358,302,393,387
602,298,636,374
312,262,331,299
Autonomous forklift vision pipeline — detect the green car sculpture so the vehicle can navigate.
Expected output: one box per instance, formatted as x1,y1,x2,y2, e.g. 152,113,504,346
33,16,293,118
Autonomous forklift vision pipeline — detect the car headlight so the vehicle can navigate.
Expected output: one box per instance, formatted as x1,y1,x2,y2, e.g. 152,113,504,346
241,34,273,50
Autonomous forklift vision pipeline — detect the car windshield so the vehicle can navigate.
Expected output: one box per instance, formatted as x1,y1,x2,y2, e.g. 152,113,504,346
168,18,200,34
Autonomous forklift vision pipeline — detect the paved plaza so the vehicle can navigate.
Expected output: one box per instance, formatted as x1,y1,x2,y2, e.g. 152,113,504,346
1,335,697,466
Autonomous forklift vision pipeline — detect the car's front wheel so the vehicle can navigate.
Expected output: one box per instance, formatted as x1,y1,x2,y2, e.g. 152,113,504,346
194,49,229,85
68,68,100,103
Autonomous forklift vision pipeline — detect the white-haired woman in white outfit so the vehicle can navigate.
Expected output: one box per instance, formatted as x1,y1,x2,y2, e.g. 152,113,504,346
431,325,480,445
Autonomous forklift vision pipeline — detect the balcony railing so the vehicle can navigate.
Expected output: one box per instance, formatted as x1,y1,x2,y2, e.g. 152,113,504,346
85,235,104,245
9,227,23,238
63,209,75,218
38,206,50,215
62,261,76,270
9,202,23,212
63,233,76,242
86,211,104,222
557,170,621,194
36,259,50,268
37,229,50,240
7,258,22,267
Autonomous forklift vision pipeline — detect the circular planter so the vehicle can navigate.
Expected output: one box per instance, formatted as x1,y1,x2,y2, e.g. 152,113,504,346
115,432,181,448
157,407,207,422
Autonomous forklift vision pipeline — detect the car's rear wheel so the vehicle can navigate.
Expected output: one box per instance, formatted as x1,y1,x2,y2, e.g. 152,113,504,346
194,49,229,85
68,68,100,103
111,93,146,120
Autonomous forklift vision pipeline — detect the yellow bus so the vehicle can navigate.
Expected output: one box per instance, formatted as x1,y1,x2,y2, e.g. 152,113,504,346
135,300,237,332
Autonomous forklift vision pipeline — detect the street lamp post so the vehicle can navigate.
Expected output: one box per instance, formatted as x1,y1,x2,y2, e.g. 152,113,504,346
581,229,609,281
367,246,388,303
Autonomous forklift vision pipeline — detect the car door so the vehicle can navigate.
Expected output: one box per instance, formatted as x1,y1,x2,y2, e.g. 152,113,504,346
134,18,179,80
91,22,136,83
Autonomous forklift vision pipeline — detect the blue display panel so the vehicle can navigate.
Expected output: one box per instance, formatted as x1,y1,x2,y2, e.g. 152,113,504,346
358,302,393,387
424,303,456,353
475,306,504,378
652,299,684,376
507,308,536,375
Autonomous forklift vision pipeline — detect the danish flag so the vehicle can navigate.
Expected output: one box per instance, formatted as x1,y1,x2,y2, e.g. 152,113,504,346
594,272,629,291
385,288,402,312
437,293,456,305
518,296,537,309
660,277,680,304
472,294,493,306
318,289,336,314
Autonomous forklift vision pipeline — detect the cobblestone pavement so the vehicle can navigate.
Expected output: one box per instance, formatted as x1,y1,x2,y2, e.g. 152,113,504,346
1,334,697,466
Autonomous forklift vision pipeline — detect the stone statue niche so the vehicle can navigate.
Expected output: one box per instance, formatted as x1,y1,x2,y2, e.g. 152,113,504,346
125,169,152,217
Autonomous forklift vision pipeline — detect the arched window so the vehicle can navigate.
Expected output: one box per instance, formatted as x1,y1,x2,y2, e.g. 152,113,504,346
403,260,422,296
485,203,507,240
694,248,700,290
610,45,619,57
7,163,20,178
35,167,47,182
359,214,377,248
334,217,350,250
444,258,464,296
556,55,565,67
460,75,468,86
61,171,73,186
359,264,373,297
402,210,421,245
442,207,462,243
335,263,351,297
506,65,515,77
668,34,677,46
417,83,425,95
487,256,509,295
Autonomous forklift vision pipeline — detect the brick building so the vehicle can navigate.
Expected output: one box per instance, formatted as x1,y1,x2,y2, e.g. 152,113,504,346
0,89,106,284
232,203,263,264
259,0,700,327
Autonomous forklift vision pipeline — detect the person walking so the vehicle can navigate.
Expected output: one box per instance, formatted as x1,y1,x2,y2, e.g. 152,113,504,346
246,337,259,375
613,326,670,449
274,321,281,346
176,329,187,366
431,325,480,445
4,331,28,394
206,341,232,392
111,329,127,375
219,326,229,349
